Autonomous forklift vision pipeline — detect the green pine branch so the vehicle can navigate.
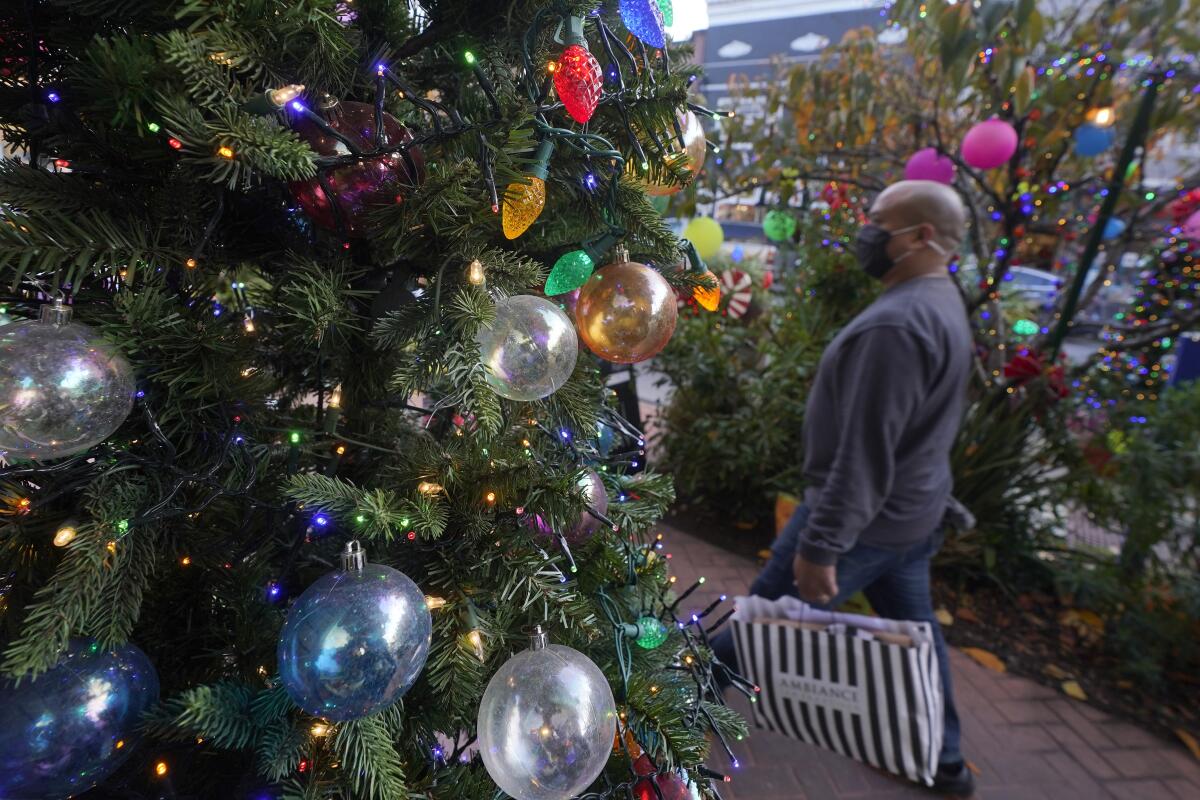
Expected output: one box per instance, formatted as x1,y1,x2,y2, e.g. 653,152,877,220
333,715,410,800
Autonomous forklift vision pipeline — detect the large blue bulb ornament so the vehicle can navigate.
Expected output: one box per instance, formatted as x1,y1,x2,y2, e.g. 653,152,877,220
0,639,159,800
620,0,666,48
278,541,432,721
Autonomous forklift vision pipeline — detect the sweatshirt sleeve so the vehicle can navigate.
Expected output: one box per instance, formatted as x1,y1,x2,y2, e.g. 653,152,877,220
797,326,930,566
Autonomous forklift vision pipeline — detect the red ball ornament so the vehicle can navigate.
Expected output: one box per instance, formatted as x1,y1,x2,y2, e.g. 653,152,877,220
289,100,425,235
555,43,603,124
632,755,690,800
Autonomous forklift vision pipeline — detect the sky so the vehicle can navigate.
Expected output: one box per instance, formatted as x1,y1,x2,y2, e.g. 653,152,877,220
668,0,710,41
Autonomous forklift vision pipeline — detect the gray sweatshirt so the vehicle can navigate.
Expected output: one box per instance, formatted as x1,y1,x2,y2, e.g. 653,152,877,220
798,275,972,566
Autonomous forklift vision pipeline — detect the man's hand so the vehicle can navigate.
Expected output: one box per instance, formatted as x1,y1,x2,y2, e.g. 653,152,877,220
793,554,838,606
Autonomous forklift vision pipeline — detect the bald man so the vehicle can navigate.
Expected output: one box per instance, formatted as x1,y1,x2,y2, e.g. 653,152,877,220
713,181,976,795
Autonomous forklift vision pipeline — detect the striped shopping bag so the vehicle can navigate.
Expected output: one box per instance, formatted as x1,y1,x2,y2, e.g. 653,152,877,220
731,595,944,786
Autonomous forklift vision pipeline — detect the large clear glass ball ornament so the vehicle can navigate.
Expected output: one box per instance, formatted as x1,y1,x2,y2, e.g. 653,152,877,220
477,632,617,800
477,295,578,401
278,544,432,721
0,639,159,800
0,303,135,462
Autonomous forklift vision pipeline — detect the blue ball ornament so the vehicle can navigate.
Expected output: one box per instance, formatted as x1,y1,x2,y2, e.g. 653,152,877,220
730,244,745,263
1102,217,1126,239
1074,123,1114,157
278,542,431,721
0,639,159,800
619,0,666,48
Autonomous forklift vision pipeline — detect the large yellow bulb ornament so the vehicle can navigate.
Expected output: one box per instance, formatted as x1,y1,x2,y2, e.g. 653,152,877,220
502,139,554,240
502,176,546,240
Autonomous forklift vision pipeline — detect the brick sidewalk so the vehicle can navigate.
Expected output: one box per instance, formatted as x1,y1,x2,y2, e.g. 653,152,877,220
661,524,1200,800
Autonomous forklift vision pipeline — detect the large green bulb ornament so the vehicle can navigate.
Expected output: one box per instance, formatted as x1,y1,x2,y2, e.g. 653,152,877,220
546,250,595,295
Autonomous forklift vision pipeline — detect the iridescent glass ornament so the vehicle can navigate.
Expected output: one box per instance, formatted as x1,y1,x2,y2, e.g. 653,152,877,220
0,639,159,800
278,541,432,721
478,627,617,800
0,301,135,462
477,295,578,401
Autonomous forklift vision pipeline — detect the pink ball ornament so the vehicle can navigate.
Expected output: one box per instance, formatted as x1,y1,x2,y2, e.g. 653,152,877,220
1184,210,1200,241
961,119,1018,170
904,148,956,184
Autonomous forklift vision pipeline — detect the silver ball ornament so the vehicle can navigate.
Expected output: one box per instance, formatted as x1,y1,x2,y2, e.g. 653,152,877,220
477,295,578,401
0,639,159,800
477,630,617,800
0,303,134,462
278,542,432,721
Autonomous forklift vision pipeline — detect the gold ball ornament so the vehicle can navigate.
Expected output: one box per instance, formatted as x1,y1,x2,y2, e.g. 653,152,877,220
576,251,678,364
633,110,707,197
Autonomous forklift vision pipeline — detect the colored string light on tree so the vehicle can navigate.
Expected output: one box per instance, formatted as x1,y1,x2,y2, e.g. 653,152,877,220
502,139,554,239
553,16,603,124
619,0,666,48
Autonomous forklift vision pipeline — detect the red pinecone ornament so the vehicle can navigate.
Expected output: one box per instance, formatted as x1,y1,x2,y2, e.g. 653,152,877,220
554,44,603,124
288,101,425,236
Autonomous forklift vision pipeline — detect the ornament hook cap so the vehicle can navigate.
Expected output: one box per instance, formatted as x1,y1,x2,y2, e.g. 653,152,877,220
528,625,549,650
39,298,73,327
341,539,367,572
611,243,630,264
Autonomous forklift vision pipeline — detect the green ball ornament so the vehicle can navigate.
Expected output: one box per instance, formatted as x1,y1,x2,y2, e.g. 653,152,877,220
684,217,724,260
762,209,797,242
635,616,669,650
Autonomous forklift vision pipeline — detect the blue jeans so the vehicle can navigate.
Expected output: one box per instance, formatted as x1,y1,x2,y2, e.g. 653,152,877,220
710,504,963,766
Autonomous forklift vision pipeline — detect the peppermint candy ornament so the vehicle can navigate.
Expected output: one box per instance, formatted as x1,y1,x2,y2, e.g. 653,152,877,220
720,269,753,319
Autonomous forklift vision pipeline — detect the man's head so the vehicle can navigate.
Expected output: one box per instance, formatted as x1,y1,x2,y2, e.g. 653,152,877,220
856,180,967,283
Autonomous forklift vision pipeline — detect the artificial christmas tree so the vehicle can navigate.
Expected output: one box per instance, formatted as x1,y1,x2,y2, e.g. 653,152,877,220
0,2,744,798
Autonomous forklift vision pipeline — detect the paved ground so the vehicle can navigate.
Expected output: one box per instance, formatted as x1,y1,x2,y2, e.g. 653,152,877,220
661,523,1200,800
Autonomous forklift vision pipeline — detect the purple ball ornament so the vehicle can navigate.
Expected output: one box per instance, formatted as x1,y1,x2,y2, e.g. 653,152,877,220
904,147,957,184
961,119,1019,170
527,469,610,545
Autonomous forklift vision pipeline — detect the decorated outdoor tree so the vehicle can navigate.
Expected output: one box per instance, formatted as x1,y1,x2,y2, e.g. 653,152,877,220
0,2,743,799
714,0,1199,394
703,0,1200,561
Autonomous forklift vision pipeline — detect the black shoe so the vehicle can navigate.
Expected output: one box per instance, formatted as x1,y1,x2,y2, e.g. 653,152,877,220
931,761,976,796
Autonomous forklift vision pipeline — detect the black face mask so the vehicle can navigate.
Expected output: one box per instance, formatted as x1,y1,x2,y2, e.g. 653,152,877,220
854,224,898,279
854,223,931,279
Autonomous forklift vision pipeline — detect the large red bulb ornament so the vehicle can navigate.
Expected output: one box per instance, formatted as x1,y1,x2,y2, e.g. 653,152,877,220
554,44,603,124
289,101,425,236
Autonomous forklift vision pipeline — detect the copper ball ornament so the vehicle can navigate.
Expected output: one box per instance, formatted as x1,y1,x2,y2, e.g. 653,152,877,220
288,100,425,235
576,254,678,364
635,110,707,197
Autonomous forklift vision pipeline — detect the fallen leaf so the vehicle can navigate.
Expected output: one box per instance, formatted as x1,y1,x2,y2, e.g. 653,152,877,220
1062,680,1088,701
734,520,756,530
1116,680,1134,691
966,760,981,776
935,608,954,626
1017,593,1036,611
1176,729,1200,761
962,647,1006,673
757,549,772,561
1044,663,1073,680
955,607,982,624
